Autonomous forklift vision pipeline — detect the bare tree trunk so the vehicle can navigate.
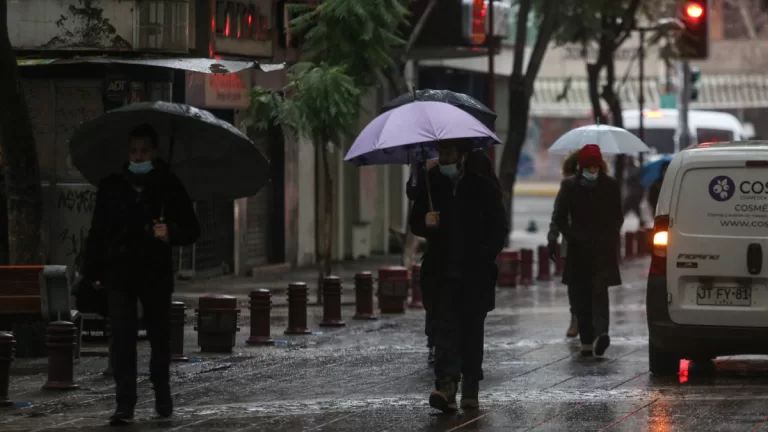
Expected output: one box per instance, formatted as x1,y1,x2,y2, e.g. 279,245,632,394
602,53,625,184
498,76,530,235
0,0,44,265
316,143,334,304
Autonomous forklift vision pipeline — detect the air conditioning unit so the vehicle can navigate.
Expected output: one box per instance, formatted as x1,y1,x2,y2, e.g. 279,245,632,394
135,0,190,52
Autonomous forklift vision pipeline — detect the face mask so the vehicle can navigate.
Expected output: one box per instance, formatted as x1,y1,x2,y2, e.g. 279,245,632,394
129,160,154,175
439,164,458,178
582,171,598,182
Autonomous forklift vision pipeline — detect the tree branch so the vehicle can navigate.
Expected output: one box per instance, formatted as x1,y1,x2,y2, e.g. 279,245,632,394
512,0,531,77
524,0,557,89
403,0,437,59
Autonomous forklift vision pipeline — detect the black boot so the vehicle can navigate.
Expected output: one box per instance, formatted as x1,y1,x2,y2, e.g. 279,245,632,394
427,347,435,364
460,379,479,409
429,378,458,412
108,409,134,426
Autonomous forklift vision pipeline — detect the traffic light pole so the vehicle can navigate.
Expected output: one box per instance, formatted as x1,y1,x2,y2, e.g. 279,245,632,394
487,0,496,166
678,61,692,152
637,28,646,165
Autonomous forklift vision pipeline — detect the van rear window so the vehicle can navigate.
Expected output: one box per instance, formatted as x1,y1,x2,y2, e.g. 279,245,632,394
697,128,734,144
628,128,674,154
676,168,768,236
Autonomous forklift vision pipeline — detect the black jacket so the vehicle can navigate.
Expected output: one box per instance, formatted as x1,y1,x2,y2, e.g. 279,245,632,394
81,160,200,290
552,174,623,287
409,167,508,312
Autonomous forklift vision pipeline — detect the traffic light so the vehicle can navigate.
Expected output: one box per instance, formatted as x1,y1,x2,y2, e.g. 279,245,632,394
689,67,701,101
462,0,488,45
677,0,709,59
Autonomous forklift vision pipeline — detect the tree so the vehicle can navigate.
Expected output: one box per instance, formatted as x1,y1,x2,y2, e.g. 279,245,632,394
248,0,409,299
0,0,45,264
498,0,561,236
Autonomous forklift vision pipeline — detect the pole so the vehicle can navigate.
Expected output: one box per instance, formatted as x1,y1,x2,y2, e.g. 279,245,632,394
637,29,645,167
487,0,496,166
679,61,692,152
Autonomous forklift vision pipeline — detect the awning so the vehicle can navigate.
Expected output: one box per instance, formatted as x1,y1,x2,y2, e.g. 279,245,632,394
16,57,285,74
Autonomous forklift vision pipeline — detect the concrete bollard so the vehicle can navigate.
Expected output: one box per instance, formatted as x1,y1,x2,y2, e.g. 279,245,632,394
247,289,275,345
285,282,312,335
170,302,188,362
195,295,240,353
519,249,534,286
642,228,654,256
0,333,15,406
353,272,377,320
496,249,519,288
554,244,564,277
624,231,636,260
409,265,424,309
536,245,552,282
42,321,79,390
320,276,345,327
378,267,410,313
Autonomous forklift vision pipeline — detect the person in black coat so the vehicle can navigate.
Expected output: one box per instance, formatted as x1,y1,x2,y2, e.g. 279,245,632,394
81,124,200,426
551,144,623,358
410,141,508,412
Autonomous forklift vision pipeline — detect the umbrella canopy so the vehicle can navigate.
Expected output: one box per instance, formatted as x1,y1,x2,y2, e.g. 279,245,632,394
381,89,496,130
548,124,651,155
68,101,270,201
640,155,674,187
344,101,500,166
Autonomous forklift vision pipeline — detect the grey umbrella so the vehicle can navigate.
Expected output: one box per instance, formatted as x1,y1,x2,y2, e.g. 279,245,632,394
68,101,270,202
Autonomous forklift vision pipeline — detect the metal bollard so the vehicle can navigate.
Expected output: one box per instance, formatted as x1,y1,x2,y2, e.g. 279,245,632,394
42,321,79,390
496,249,519,288
378,266,410,313
624,231,636,260
519,249,534,286
320,276,346,327
247,289,275,345
195,295,240,353
536,245,552,282
644,228,654,256
554,244,564,276
353,272,377,320
0,333,15,406
170,302,188,361
409,265,424,308
285,282,312,335
636,230,647,256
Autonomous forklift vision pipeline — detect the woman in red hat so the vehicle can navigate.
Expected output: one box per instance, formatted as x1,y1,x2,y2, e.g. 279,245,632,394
550,144,623,357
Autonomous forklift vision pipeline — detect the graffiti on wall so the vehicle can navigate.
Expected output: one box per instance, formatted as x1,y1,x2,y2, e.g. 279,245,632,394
52,185,97,267
44,0,132,49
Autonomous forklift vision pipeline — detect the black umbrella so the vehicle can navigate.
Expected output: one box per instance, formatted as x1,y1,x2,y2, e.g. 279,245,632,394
381,89,496,131
68,101,270,202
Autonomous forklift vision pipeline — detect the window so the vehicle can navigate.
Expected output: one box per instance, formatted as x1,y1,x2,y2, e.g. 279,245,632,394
627,128,676,154
696,128,735,145
136,0,189,52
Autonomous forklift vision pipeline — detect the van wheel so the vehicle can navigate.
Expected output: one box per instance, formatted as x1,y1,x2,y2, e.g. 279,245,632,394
649,342,681,377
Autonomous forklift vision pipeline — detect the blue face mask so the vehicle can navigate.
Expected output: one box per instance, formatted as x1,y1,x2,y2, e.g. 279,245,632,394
439,164,458,178
129,160,154,175
582,171,598,182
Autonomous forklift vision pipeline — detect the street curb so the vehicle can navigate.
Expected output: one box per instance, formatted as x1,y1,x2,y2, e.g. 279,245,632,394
514,183,559,197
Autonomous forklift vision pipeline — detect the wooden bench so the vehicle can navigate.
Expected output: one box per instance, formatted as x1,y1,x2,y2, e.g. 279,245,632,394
0,265,82,358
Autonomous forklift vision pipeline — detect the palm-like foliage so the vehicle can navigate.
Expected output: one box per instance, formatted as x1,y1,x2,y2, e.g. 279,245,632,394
287,0,409,87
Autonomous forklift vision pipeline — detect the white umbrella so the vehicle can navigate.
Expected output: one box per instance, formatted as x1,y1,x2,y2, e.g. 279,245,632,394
547,124,651,155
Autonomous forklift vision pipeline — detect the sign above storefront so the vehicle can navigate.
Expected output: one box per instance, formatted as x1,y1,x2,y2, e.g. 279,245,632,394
185,70,252,109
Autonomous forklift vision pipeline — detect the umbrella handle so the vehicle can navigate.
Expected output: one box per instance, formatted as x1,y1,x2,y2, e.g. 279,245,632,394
160,127,176,222
425,163,434,213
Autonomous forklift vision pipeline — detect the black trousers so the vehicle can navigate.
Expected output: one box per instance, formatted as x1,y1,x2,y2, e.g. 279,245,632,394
571,279,609,346
107,283,172,410
432,276,487,386
567,284,577,315
425,311,434,348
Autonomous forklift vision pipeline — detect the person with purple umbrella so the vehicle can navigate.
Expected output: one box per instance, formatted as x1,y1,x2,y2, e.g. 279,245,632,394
409,139,508,412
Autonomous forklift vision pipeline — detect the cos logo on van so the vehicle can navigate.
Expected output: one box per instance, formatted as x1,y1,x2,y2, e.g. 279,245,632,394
739,180,768,195
709,176,735,201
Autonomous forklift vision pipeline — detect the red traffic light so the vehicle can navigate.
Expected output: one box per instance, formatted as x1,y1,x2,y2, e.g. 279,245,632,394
685,2,704,19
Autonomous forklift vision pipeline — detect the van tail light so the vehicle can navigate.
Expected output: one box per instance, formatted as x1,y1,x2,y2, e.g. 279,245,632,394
649,215,670,276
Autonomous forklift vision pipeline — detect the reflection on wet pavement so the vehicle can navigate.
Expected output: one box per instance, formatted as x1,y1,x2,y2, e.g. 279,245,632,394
6,260,768,431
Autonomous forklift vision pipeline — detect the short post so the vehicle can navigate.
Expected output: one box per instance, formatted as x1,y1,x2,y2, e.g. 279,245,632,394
519,249,534,286
536,245,552,282
285,282,312,335
0,333,15,406
377,266,410,313
353,272,377,320
409,265,424,308
554,244,564,276
643,228,654,256
42,321,79,390
496,249,519,288
195,295,240,353
247,289,275,345
320,276,345,327
170,301,188,361
624,231,636,260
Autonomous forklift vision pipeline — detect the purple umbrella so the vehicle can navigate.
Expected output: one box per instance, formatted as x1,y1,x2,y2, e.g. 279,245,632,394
344,101,501,166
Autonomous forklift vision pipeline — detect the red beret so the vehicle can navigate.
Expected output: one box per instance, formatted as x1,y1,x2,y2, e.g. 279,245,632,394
578,144,603,168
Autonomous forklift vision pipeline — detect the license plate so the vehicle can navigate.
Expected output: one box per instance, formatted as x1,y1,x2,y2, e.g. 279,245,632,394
695,284,752,306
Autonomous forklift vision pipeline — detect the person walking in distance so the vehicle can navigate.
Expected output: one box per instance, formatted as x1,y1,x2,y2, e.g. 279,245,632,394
551,145,623,357
547,150,581,338
81,124,200,426
410,141,508,412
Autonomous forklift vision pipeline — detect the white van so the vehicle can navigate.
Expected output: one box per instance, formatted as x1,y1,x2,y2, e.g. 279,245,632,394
648,141,768,376
623,109,749,156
